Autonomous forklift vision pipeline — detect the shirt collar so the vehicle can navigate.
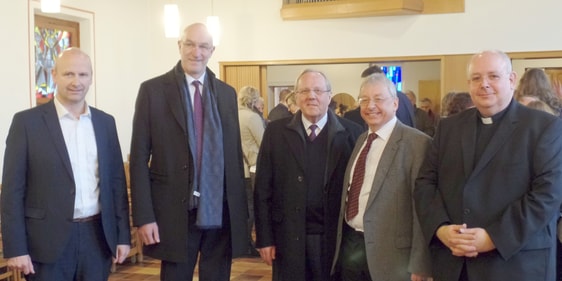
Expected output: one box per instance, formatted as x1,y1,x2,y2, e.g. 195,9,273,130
369,116,397,141
301,112,328,132
54,97,91,120
185,72,207,86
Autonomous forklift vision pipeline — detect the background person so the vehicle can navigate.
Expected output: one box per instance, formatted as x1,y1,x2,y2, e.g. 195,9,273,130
1,47,130,281
514,67,562,116
268,88,293,122
238,85,265,257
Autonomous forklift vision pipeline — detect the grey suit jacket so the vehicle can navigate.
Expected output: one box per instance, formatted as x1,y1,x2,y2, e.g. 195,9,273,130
1,101,130,263
333,120,432,280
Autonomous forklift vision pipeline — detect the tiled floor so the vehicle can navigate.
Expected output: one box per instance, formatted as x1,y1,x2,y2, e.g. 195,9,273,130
109,256,273,281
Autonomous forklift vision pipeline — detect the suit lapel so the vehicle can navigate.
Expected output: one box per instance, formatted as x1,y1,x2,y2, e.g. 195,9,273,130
91,109,106,182
42,102,74,180
470,103,518,180
343,132,367,200
166,63,188,133
364,122,402,210
461,110,478,179
284,113,306,171
324,111,346,186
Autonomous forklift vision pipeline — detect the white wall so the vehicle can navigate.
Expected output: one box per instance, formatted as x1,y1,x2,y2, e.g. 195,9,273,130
1,0,562,172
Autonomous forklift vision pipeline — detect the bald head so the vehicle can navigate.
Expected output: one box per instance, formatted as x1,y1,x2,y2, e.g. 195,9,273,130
178,23,215,78
54,47,92,74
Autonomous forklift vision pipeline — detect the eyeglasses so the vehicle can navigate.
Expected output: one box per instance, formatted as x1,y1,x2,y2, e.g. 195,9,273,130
469,73,506,84
180,41,213,52
358,97,388,106
295,89,331,95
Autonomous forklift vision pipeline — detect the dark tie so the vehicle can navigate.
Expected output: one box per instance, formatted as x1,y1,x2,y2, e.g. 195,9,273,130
346,133,377,220
193,80,203,175
309,124,318,141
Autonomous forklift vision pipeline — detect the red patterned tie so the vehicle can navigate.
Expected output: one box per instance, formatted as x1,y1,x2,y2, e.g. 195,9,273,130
192,80,203,175
346,133,377,220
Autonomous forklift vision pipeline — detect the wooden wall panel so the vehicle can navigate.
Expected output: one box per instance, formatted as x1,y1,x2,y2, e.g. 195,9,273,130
441,54,471,97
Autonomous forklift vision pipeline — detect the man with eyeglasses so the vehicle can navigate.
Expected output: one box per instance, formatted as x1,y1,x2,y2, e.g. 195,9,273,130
130,23,247,281
331,73,432,281
254,69,362,281
414,50,562,281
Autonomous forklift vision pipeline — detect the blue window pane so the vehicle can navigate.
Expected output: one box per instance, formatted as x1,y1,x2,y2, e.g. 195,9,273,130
381,66,402,91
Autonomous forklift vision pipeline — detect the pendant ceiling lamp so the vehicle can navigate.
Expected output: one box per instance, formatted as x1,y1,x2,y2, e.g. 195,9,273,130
41,0,61,13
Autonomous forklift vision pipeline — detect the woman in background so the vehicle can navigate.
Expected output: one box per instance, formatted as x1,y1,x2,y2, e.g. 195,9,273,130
515,68,562,116
237,86,265,257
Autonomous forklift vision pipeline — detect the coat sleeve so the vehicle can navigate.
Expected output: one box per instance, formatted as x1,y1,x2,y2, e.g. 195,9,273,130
129,82,157,226
1,113,30,258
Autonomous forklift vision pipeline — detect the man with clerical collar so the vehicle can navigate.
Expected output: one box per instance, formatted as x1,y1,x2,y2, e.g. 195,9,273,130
414,50,562,281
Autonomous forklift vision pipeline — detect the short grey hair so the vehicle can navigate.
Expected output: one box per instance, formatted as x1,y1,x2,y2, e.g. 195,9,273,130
360,73,397,99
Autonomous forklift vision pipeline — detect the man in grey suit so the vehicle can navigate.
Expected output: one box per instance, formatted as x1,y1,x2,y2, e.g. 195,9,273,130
414,50,562,280
1,48,131,280
333,73,432,281
130,23,247,281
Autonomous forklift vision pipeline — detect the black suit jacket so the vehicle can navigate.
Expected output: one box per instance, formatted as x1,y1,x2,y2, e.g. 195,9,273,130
414,101,562,280
130,62,247,261
268,103,292,122
254,111,362,280
1,101,130,263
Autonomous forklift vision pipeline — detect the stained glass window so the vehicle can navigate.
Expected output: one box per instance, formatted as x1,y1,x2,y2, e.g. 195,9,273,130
34,26,71,102
381,66,402,91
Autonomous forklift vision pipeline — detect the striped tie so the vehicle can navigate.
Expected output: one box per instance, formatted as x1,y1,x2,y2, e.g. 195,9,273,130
309,124,318,141
346,133,377,220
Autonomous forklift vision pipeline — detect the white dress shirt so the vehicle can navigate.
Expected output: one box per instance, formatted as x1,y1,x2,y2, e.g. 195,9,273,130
346,116,397,231
185,72,207,108
301,113,328,137
54,97,100,219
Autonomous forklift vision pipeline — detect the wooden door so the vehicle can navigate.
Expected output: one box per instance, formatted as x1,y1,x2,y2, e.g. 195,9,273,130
418,80,441,113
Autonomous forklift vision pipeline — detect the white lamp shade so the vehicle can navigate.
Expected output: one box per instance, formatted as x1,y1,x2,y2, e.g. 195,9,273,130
164,4,180,38
41,0,61,13
206,16,221,46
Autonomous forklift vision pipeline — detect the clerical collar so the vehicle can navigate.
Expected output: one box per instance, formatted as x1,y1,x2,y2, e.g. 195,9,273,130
481,116,493,124
477,100,511,125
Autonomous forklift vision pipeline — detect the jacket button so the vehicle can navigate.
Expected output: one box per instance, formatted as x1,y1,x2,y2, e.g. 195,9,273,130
463,208,470,215
182,165,188,170
297,176,303,182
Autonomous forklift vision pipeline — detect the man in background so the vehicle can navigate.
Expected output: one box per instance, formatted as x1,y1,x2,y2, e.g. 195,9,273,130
268,88,293,122
404,90,435,136
1,48,130,280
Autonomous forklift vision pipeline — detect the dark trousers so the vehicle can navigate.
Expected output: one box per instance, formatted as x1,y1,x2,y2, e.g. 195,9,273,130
245,176,256,252
27,218,112,281
160,203,232,281
305,234,329,281
340,224,372,281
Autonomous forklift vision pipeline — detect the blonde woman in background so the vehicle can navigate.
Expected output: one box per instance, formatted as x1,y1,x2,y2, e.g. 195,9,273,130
238,86,265,257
